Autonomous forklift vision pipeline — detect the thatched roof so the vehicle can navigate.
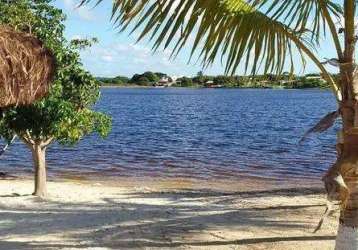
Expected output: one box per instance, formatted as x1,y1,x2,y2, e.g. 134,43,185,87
0,26,55,107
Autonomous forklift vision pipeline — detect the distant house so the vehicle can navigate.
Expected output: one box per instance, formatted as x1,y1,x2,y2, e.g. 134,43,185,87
158,77,169,84
304,75,327,84
208,84,224,88
155,76,176,87
205,80,224,88
306,76,322,80
171,76,178,83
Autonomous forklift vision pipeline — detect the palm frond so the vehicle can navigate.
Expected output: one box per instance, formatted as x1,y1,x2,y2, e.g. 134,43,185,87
250,0,342,43
80,0,341,76
299,110,340,144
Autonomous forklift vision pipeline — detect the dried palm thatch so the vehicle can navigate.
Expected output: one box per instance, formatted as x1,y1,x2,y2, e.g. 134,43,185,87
0,26,55,107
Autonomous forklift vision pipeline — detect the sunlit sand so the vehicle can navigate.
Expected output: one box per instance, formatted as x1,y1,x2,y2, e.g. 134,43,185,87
0,178,337,250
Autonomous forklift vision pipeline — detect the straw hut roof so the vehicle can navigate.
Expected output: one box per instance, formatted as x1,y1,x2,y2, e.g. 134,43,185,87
0,26,55,107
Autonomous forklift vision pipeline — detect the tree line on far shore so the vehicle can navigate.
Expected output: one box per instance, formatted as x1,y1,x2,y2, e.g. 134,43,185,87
97,71,339,89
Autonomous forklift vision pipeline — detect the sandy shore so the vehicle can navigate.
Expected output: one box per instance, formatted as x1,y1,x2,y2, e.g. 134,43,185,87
0,177,338,250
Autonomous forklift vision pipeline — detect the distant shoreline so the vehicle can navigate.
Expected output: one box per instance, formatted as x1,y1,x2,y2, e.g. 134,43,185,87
100,84,329,90
100,84,152,88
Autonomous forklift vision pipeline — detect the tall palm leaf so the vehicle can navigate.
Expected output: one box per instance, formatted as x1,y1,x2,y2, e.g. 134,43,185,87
81,0,341,97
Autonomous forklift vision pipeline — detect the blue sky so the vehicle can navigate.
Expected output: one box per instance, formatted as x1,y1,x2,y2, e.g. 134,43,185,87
53,0,339,78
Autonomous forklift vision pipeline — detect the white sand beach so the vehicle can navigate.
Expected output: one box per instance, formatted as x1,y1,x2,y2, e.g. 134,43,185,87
0,177,338,250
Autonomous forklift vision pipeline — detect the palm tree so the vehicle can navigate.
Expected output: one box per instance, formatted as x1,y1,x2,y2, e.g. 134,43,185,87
81,0,358,248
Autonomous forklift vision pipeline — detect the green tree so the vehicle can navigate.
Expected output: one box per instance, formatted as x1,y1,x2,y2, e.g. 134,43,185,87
154,72,167,79
137,76,150,85
192,71,206,84
96,77,112,84
192,75,214,86
97,76,129,85
130,71,160,85
81,0,358,245
142,71,160,82
129,74,141,84
177,77,193,87
214,75,236,87
113,76,129,84
0,0,112,198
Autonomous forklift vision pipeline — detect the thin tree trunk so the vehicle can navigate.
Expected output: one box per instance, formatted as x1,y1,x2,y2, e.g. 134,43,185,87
31,144,47,198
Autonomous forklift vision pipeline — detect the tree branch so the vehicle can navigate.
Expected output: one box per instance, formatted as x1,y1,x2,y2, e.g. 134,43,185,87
41,137,54,148
20,135,33,148
24,130,35,145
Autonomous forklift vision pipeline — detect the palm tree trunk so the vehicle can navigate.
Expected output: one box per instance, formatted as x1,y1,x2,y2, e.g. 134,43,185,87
334,2,358,247
334,133,358,249
30,144,47,198
334,100,358,250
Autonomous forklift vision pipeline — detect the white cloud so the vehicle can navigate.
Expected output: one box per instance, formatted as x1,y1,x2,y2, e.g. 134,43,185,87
101,55,114,62
133,58,147,64
79,41,195,77
63,0,73,7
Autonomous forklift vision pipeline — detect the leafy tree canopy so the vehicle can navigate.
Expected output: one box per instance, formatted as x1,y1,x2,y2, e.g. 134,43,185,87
129,71,162,85
97,75,129,85
0,0,112,146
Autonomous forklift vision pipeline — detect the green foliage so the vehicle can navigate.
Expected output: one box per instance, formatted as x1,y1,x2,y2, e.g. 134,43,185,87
292,77,328,89
192,75,214,86
137,77,150,86
214,76,236,86
0,0,112,145
177,77,193,87
98,71,330,89
154,72,167,79
1,99,111,146
142,72,160,82
97,75,129,85
129,71,161,86
113,76,129,84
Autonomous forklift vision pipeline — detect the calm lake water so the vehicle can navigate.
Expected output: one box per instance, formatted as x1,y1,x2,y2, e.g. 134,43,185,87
0,88,339,182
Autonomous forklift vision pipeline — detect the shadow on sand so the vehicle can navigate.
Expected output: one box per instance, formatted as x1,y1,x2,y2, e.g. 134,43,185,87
0,187,335,249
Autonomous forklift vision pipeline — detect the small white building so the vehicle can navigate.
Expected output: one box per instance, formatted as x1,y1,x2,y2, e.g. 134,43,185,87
306,76,322,80
156,76,176,87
